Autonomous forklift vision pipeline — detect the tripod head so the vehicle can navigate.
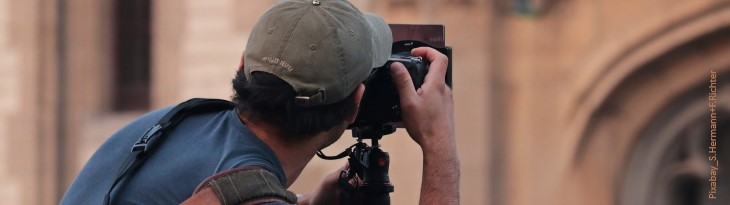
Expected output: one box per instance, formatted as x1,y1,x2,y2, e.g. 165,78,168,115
316,123,396,205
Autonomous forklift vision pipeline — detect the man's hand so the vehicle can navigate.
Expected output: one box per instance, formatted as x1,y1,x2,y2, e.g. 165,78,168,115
390,47,460,205
390,47,455,153
297,165,343,205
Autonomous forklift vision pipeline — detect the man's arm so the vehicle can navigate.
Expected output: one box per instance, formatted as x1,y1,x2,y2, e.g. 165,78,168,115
390,47,460,204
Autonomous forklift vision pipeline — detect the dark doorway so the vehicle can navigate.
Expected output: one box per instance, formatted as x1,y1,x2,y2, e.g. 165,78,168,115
114,0,151,111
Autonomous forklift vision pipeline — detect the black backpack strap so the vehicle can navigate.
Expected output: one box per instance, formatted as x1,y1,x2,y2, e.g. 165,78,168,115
182,166,298,205
104,98,235,205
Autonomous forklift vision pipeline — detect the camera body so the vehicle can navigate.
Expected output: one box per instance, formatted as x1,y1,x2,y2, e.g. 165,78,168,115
348,40,452,137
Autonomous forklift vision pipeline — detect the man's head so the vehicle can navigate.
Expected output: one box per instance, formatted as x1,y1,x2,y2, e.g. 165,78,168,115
232,0,392,142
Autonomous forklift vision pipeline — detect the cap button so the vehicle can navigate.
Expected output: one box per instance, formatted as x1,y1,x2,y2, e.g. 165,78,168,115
312,0,320,6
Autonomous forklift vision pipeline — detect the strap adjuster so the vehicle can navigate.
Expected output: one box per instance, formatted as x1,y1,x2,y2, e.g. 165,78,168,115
294,89,325,107
132,124,164,153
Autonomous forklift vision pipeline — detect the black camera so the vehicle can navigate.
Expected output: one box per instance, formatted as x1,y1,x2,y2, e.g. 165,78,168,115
348,40,453,138
319,25,453,205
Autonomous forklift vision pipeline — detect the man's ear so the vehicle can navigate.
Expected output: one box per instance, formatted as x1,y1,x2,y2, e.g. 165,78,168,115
346,84,365,124
238,51,245,72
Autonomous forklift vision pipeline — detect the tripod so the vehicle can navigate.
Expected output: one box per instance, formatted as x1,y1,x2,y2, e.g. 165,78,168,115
317,124,396,205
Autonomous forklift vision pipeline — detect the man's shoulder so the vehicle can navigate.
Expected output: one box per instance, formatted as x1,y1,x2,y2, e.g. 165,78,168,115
60,106,177,204
62,105,239,204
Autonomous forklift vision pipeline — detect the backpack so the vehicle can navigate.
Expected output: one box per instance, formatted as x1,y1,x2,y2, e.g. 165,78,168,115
104,98,297,205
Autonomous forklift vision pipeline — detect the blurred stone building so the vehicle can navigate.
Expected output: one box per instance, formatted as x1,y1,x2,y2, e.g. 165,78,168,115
0,0,727,205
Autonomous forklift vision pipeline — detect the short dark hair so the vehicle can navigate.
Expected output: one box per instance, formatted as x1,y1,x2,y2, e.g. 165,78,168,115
231,71,356,140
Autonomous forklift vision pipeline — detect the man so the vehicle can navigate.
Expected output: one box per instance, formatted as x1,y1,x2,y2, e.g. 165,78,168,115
61,0,459,204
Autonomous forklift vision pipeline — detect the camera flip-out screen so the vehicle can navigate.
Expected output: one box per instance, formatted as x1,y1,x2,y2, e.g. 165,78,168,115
389,24,445,47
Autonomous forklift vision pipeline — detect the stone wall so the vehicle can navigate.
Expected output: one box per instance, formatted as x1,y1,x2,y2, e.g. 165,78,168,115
0,0,22,203
1,0,728,204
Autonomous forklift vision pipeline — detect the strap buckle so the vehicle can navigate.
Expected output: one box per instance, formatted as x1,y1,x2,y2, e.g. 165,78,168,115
132,124,164,153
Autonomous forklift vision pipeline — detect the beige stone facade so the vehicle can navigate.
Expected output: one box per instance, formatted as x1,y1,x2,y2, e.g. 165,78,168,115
0,0,728,205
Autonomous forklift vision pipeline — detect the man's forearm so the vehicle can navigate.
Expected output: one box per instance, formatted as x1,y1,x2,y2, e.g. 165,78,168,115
420,137,460,205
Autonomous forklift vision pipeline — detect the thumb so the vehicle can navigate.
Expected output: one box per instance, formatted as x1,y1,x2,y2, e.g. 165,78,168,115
390,62,418,104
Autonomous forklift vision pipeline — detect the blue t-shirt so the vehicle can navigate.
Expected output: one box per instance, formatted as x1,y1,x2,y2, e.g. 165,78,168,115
60,107,288,204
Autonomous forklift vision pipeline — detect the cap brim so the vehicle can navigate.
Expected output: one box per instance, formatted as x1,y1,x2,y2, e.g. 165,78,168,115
363,13,393,68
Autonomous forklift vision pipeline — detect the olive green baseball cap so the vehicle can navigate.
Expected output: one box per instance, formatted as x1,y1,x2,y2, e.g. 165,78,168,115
244,0,392,107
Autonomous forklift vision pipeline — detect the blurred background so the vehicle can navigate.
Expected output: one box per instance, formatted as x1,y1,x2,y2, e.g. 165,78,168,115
1,0,729,204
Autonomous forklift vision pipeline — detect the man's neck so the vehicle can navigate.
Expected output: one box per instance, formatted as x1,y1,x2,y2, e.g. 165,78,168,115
240,117,325,188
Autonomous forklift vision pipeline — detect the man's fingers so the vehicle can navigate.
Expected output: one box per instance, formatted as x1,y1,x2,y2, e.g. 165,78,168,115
411,47,448,68
390,62,418,104
411,47,448,87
